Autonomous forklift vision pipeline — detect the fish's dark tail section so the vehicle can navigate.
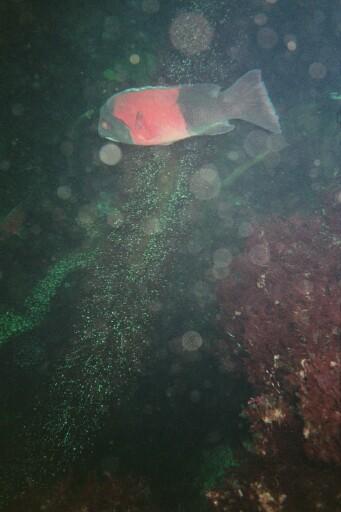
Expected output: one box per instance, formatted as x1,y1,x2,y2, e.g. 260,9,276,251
220,69,281,133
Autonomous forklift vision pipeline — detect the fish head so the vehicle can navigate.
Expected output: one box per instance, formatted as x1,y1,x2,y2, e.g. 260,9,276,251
98,99,133,144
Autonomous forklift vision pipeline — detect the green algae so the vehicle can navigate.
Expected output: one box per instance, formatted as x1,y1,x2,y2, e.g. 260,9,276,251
198,443,239,492
103,52,157,86
0,251,96,345
21,150,199,473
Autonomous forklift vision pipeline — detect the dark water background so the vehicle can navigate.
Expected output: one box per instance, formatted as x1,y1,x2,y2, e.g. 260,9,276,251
0,1,340,510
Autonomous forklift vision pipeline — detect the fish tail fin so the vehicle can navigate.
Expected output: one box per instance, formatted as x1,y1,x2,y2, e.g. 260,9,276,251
220,69,281,133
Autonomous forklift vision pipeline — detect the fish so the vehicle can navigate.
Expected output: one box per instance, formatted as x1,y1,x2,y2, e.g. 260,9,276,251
98,69,281,146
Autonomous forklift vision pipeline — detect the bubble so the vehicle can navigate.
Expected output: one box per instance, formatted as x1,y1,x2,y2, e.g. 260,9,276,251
129,53,140,65
30,224,41,236
0,160,11,171
189,390,201,403
192,281,207,298
308,167,319,179
77,205,95,227
142,0,160,13
254,13,268,26
165,387,175,398
286,40,296,51
227,150,240,161
148,300,162,313
142,216,161,235
99,143,122,166
57,185,72,200
213,247,233,268
32,78,41,90
169,363,182,376
11,103,24,116
206,430,222,444
296,278,314,297
187,235,204,255
243,129,269,157
189,165,221,200
263,150,281,170
334,190,341,204
309,62,327,80
100,455,120,475
168,336,183,354
182,331,203,352
52,207,66,222
169,11,214,56
106,209,124,228
192,281,212,302
187,231,205,254
311,182,322,193
266,134,288,153
60,140,74,158
102,16,121,42
211,265,231,280
284,34,297,52
238,221,254,238
257,27,279,49
248,243,270,266
312,9,326,24
203,379,213,390
216,201,233,221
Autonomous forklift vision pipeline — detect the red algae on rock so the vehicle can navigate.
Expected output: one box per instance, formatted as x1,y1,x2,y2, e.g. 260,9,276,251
205,456,341,512
7,473,158,512
207,205,341,511
216,211,341,464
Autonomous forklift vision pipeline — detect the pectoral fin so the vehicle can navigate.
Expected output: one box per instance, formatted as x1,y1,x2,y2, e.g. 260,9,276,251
204,121,235,136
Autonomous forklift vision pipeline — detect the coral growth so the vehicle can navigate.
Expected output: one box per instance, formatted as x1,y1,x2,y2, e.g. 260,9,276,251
205,456,341,512
216,208,341,464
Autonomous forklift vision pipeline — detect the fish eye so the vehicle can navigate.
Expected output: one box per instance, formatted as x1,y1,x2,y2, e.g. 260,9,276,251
101,120,111,131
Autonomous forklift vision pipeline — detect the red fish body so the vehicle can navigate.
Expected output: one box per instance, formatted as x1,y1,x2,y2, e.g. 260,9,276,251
98,70,281,146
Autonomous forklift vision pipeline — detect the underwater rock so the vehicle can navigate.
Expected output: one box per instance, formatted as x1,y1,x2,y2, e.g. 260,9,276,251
206,456,341,512
8,472,158,512
216,211,341,464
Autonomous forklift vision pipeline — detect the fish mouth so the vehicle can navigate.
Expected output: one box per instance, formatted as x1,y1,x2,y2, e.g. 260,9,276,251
104,135,119,142
98,113,133,144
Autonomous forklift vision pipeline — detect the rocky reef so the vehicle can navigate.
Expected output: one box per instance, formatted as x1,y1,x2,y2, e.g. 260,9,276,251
211,192,341,510
7,472,159,512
